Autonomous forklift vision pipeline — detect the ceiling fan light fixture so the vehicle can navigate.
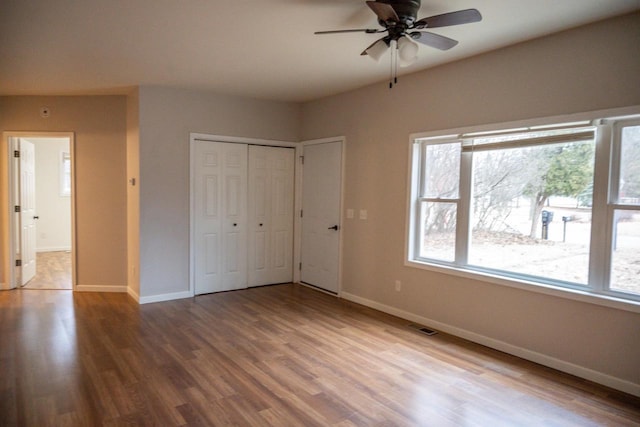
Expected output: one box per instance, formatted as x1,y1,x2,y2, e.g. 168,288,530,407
366,39,389,62
397,35,418,67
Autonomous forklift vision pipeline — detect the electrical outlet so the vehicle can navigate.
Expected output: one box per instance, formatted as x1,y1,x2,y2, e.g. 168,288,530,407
394,280,401,291
346,208,354,219
359,209,368,220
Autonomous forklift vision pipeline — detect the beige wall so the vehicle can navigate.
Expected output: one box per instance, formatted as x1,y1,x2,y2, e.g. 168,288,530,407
0,96,127,290
137,86,301,300
301,13,640,392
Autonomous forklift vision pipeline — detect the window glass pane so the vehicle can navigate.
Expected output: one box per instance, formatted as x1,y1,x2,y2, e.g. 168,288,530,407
469,140,594,284
423,142,460,198
419,201,456,262
610,210,640,295
619,126,640,204
60,152,71,196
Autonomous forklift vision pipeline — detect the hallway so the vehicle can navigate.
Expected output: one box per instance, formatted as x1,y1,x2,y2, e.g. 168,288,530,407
23,251,72,290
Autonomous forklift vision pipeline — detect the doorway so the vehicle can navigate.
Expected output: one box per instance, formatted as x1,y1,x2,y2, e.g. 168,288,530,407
3,132,75,291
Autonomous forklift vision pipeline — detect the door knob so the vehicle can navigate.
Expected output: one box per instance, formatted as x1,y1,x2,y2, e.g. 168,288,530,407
233,223,237,227
33,216,39,220
328,225,339,230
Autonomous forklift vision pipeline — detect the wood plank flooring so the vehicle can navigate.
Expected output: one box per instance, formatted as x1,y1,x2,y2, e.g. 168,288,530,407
22,251,72,290
0,284,638,426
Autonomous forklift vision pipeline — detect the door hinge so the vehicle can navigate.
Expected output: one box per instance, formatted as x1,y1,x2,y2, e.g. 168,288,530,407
300,155,304,165
299,262,302,271
300,210,303,218
14,205,20,213
13,150,20,158
15,259,22,267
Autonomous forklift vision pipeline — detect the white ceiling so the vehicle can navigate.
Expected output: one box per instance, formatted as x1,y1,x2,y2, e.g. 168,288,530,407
1,0,639,103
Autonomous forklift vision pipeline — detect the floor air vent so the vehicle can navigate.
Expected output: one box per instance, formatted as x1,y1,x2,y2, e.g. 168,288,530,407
409,324,438,336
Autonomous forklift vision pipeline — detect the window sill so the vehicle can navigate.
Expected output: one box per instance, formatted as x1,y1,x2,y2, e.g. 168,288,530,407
405,259,640,314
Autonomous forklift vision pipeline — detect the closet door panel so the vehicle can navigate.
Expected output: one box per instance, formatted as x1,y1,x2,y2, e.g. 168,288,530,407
248,146,294,287
194,141,247,294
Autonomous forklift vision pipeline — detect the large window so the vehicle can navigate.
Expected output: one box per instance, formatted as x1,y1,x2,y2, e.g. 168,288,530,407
408,116,640,303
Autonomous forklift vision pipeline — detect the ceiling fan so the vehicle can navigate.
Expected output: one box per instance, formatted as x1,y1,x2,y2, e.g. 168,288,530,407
315,0,482,87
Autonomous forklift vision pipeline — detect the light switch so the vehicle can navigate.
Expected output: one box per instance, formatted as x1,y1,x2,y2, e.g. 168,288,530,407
346,209,354,219
359,209,367,220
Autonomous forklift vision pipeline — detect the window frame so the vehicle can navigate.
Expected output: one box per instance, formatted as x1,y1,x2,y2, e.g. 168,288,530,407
406,109,640,312
603,119,640,295
414,138,464,264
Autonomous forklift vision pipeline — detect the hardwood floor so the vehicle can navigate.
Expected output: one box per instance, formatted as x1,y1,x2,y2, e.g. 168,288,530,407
22,251,72,290
0,284,638,426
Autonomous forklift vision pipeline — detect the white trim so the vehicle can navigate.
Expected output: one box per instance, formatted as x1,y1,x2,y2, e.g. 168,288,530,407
190,133,297,148
139,290,192,305
76,285,127,293
299,281,339,296
2,131,77,291
341,291,640,398
36,247,72,253
293,145,303,284
409,106,640,141
6,136,19,289
127,286,140,302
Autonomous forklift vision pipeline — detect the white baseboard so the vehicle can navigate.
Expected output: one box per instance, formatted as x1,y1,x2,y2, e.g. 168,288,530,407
341,291,640,398
36,247,72,253
139,290,192,305
76,284,127,293
127,286,140,302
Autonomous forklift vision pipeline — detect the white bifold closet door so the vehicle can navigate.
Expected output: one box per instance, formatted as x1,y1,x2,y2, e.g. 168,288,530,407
194,141,294,295
194,141,248,294
248,145,295,287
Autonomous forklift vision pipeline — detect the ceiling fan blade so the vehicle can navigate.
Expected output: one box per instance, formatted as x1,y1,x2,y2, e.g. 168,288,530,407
315,28,381,35
414,9,482,29
410,31,459,50
366,1,399,23
360,36,389,56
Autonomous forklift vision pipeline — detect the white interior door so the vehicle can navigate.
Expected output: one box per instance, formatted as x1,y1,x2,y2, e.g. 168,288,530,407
300,141,342,293
19,139,37,286
194,141,248,294
248,145,294,287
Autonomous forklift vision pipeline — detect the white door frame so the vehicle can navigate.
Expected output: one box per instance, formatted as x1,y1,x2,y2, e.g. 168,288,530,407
189,133,300,297
298,137,346,296
2,131,77,290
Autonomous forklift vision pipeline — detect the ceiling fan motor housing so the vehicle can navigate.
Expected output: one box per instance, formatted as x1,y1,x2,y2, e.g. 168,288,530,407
377,0,421,25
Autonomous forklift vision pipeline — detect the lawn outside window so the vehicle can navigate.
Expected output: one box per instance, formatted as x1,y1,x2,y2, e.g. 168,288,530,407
407,112,640,306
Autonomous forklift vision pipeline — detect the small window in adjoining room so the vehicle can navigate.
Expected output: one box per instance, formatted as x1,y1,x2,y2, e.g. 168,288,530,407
60,151,71,197
407,113,640,305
